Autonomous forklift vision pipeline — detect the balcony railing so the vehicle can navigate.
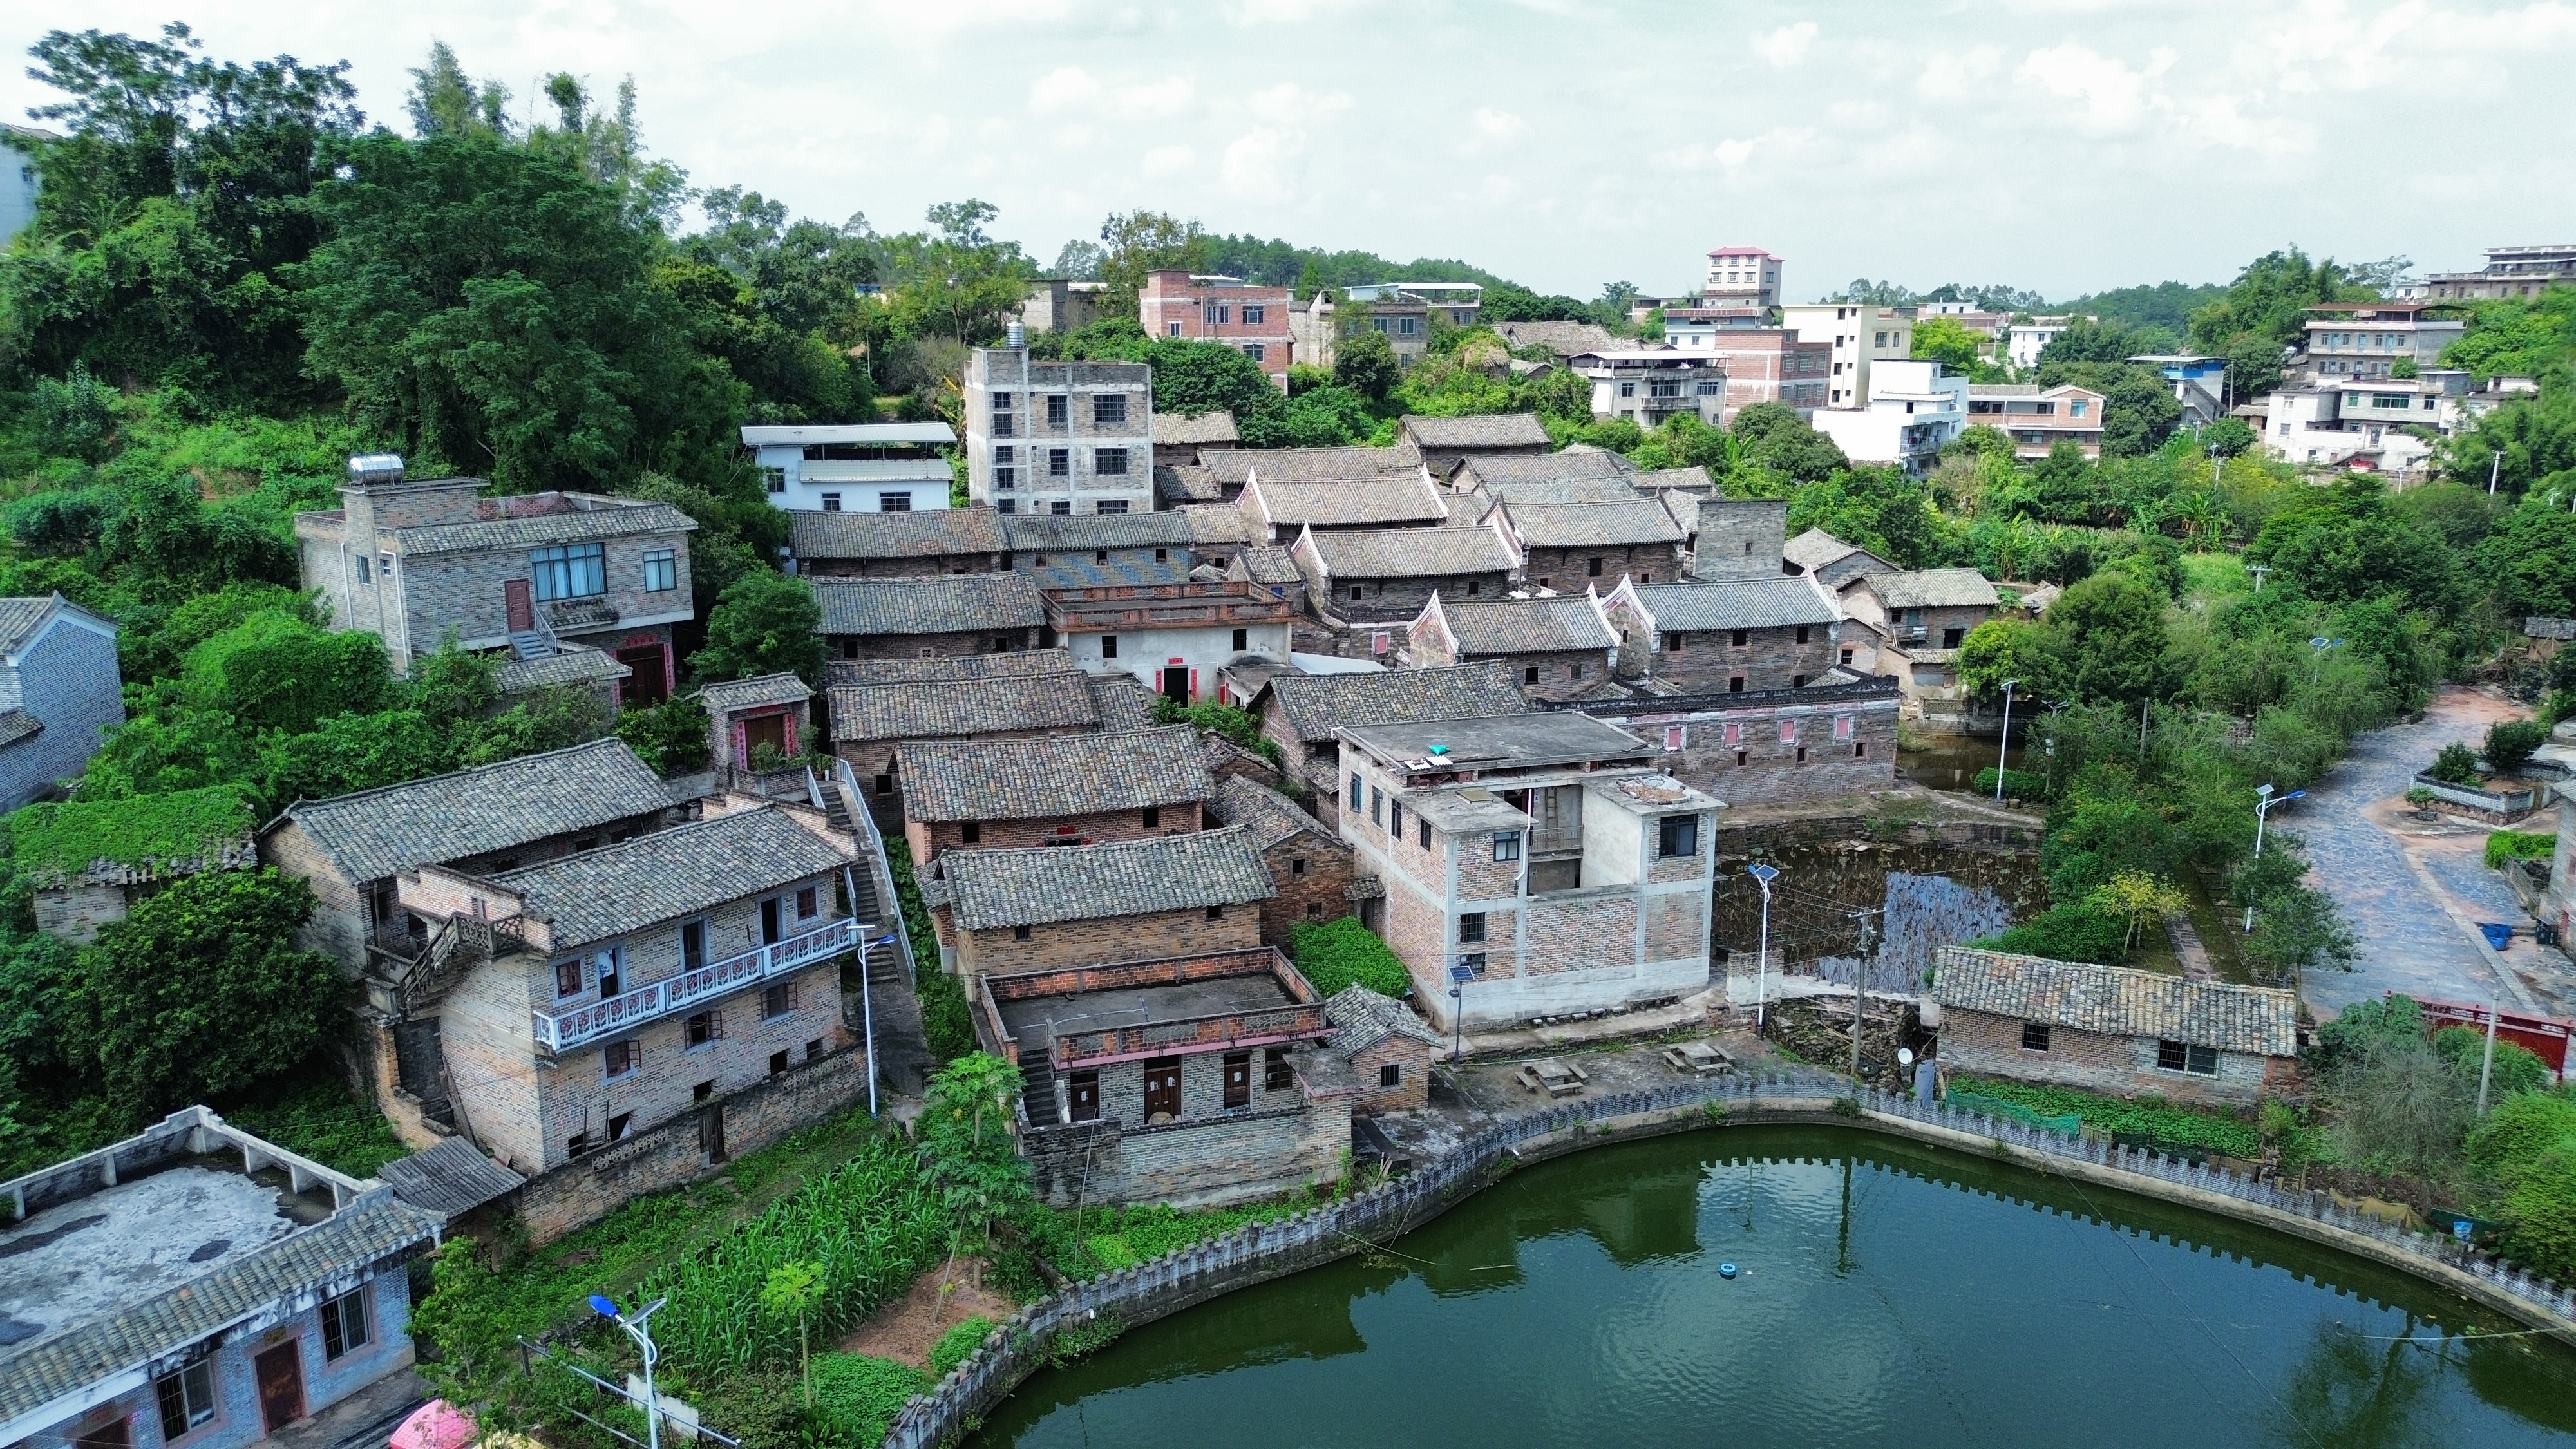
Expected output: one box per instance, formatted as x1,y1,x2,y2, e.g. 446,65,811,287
531,918,855,1053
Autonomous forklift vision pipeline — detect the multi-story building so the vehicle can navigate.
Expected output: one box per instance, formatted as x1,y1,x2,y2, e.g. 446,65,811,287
295,459,696,703
742,422,956,514
2296,301,2468,381
1808,359,1967,474
2129,354,2230,427
898,724,1214,864
1334,712,1717,1030
962,347,1155,515
1045,581,1296,704
1349,281,1482,328
2258,372,2481,477
0,592,121,810
0,1108,442,1449
2419,243,2576,301
1783,303,1915,408
1661,328,1831,419
1139,271,1293,390
1700,245,1784,311
1568,350,1729,427
1406,592,1621,702
812,573,1046,660
1965,383,2108,459
1690,497,1789,582
2004,315,2079,371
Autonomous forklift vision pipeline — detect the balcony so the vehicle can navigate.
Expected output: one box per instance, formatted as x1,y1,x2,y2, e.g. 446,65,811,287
531,918,855,1053
546,597,619,630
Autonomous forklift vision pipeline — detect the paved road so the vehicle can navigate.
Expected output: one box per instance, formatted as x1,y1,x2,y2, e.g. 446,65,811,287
2293,687,2548,1018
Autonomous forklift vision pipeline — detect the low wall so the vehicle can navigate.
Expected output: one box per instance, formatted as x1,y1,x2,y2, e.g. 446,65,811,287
878,1073,2576,1449
2412,772,2543,824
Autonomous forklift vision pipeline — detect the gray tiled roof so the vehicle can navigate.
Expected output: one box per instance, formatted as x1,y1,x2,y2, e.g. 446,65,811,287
827,670,1097,743
897,725,1211,822
1211,447,1415,486
1180,502,1255,544
699,672,813,712
1933,947,2298,1057
1435,594,1618,655
377,1137,526,1217
1265,661,1530,743
1157,462,1220,504
1302,526,1517,580
269,739,672,882
392,499,696,556
1001,510,1196,553
490,806,851,946
1471,477,1643,507
826,647,1079,686
788,508,1003,561
1213,773,1328,849
927,826,1273,931
1324,983,1443,1055
1632,466,1716,494
1870,567,2001,610
1087,673,1162,732
1492,319,1618,357
1246,473,1448,529
1027,556,1197,591
1153,410,1240,445
1632,578,1838,631
0,1194,440,1427
0,710,41,748
1498,499,1685,549
1400,413,1551,450
1453,451,1636,493
0,596,59,655
492,643,630,696
812,573,1045,634
1231,545,1304,585
1783,527,1859,571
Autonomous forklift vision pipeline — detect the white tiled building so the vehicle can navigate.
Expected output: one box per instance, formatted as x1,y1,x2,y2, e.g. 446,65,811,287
1781,303,1915,408
743,423,956,514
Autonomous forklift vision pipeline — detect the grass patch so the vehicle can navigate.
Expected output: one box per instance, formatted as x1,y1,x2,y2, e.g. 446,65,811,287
1027,1190,1329,1280
811,1352,929,1444
1285,916,1410,998
2179,551,2250,603
1949,1076,2280,1160
2486,830,2557,870
214,1061,409,1179
928,1316,996,1380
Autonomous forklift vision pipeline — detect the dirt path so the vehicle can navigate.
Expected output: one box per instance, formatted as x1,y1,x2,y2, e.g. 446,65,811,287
837,1260,1017,1369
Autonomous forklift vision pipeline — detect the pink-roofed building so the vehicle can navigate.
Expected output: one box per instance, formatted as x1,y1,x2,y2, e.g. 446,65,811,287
1140,270,1293,390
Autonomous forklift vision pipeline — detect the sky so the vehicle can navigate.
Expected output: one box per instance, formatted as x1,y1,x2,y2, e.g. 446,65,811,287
5,0,2574,302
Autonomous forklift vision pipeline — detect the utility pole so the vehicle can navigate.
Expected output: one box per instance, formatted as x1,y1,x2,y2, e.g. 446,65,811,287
590,1296,669,1449
2491,450,2503,497
1994,679,2018,801
2477,1003,2501,1116
1748,863,1779,1036
2249,564,2269,593
1849,911,1879,1083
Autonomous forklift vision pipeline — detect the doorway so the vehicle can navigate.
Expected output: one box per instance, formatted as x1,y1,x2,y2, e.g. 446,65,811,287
1142,1056,1182,1122
1160,666,1189,705
740,712,788,765
502,579,533,634
618,644,669,704
254,1343,306,1432
760,897,784,945
699,1103,728,1164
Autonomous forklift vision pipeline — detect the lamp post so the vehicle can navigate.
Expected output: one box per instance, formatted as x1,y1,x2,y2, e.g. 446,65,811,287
590,1295,669,1449
2248,564,2269,593
2492,450,2503,497
2245,784,2306,932
1748,863,1779,1035
1447,962,1475,1064
1994,679,2019,801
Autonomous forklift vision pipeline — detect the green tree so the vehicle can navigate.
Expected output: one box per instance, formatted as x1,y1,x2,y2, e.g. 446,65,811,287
2083,870,2188,955
2188,248,2367,357
917,1053,1036,1316
1956,618,2060,699
1095,209,1207,315
2044,569,2172,703
615,696,714,775
879,199,1038,350
2468,501,2576,617
1910,316,1987,371
691,569,824,683
759,1261,828,1408
1333,327,1399,401
1733,401,1850,484
258,709,450,808
179,612,397,734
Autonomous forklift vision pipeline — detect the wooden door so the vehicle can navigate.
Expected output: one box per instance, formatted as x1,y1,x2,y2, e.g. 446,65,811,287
741,712,788,763
617,645,668,704
699,1104,727,1164
503,579,534,632
1223,1052,1251,1109
254,1343,305,1432
761,897,784,945
1142,1057,1182,1122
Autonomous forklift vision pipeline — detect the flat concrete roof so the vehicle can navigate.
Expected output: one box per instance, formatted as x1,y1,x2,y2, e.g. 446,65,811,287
741,422,956,446
1341,712,1649,772
0,1157,331,1356
994,974,1294,1057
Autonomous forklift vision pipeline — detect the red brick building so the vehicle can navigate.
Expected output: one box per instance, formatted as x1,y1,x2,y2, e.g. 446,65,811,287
1139,270,1294,390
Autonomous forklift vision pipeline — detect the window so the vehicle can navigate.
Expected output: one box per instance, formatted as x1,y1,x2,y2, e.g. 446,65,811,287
605,1039,640,1078
1379,1063,1403,1089
1795,625,1810,645
685,1010,722,1049
1096,499,1129,515
1291,857,1307,876
1094,394,1129,425
1206,905,1226,921
1459,911,1487,943
1048,447,1071,477
1419,819,1431,848
763,981,796,1020
764,467,788,493
355,554,372,583
1232,627,1249,650
1588,556,1603,577
1101,634,1119,658
1494,831,1521,861
1397,317,1417,335
1350,773,1364,810
2070,401,2088,417
875,771,895,795
1244,304,1265,325
1215,304,1231,323
2157,1039,2220,1075
1792,674,1807,688
1046,394,1069,424
768,1048,791,1075
554,960,583,998
1458,952,1486,976
529,542,607,601
1265,1046,1294,1089
1141,806,1162,828
994,446,1016,489
878,492,913,513
1097,447,1130,476
1665,724,1686,750
1166,321,1183,337
156,1361,217,1437
595,947,623,997
679,918,707,972
796,885,819,919
1698,379,1723,395
1620,381,1636,398
1369,786,1384,825
1388,802,1403,836
1840,647,1854,665
1014,924,1033,941
1730,629,1749,647
1525,666,1540,685
1665,632,1686,652
321,1285,372,1360
1658,814,1698,858
643,548,679,592
821,493,842,511
1224,1050,1251,1108
1728,676,1745,692
1244,343,1266,363
2022,1022,2052,1052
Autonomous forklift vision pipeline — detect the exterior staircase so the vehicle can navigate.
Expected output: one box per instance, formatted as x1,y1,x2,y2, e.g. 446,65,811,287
508,629,556,659
1018,1048,1059,1126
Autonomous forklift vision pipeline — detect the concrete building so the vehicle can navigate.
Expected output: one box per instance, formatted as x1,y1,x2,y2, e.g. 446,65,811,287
2004,316,2079,371
2420,243,2576,301
1808,359,1967,474
812,573,1047,660
2296,301,2467,382
1783,303,1915,408
0,1108,442,1449
1045,581,1295,704
2259,372,2480,477
1569,350,1729,427
898,724,1213,865
1246,661,1531,810
0,594,122,810
1966,383,2107,459
963,348,1155,515
1139,272,1293,389
742,422,955,514
1660,328,1831,420
1406,592,1621,703
294,460,696,702
1700,246,1784,312
1018,278,1106,333
1334,713,1716,1032
1931,947,2300,1108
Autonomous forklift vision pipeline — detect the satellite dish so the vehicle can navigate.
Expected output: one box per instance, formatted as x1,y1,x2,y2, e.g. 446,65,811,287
1897,1047,1916,1067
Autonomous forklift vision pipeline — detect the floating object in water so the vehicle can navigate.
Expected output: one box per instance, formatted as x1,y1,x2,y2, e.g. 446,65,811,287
1718,1262,1739,1279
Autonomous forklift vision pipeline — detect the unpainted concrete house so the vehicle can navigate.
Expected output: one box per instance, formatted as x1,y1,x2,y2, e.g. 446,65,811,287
1246,660,1530,810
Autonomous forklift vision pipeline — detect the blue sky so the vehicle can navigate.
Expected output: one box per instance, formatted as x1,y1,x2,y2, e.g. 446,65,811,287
7,1,2573,300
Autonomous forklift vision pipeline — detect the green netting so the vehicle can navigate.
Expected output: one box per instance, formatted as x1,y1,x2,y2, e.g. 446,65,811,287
1944,1090,2083,1137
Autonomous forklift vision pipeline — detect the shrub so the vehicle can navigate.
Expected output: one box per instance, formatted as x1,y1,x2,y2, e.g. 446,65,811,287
6,785,254,884
1285,916,1411,998
2427,741,2481,784
2486,718,2548,776
2465,1089,2576,1180
1951,1077,2265,1159
928,1315,996,1381
2486,831,2558,869
809,1354,928,1444
1971,902,2130,965
616,695,715,775
1971,766,2048,800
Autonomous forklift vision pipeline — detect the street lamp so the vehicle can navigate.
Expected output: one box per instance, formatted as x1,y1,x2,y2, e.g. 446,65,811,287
1994,679,2019,802
2248,564,2269,593
589,1295,670,1449
1447,961,1475,1064
1748,863,1779,1035
2245,784,2306,932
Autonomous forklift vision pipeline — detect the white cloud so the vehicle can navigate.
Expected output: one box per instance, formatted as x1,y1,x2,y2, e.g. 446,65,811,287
2015,42,2173,131
1245,82,1351,124
1753,21,1818,68
1028,66,1102,114
1917,45,2003,100
1222,126,1305,196
1141,143,1197,177
1472,107,1529,142
1115,76,1197,118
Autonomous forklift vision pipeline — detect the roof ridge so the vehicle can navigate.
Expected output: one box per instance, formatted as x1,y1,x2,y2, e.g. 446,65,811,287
271,737,635,822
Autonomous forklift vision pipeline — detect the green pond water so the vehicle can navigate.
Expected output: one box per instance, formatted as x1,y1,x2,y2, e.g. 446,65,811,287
967,1126,2576,1448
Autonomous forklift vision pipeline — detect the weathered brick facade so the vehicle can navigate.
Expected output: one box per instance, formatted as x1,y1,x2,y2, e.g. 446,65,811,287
1019,1093,1349,1210
934,903,1262,980
1564,683,1902,806
907,804,1207,864
1520,542,1684,591
1941,1007,2293,1108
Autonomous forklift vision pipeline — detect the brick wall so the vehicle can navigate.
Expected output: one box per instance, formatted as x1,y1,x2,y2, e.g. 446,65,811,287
951,905,1262,978
1689,500,1788,578
506,1044,873,1244
1314,572,1510,623
905,802,1207,864
375,531,693,670
1459,649,1615,701
1021,1095,1348,1210
32,882,128,944
1521,544,1683,590
1255,831,1354,943
263,821,374,976
1629,623,1839,694
832,629,1041,661
1605,697,1899,806
800,554,1003,580
1940,1007,2281,1108
1344,1036,1431,1114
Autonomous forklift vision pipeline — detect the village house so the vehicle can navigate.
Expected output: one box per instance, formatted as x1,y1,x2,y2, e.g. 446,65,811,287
0,1108,444,1449
1173,444,1419,507
1485,497,1688,590
961,348,1155,516
1846,567,2002,719
0,592,122,810
1671,328,1831,420
1602,575,1843,694
1931,947,2301,1108
1967,383,2108,459
1235,467,1452,545
1569,350,1729,427
1334,713,1717,1031
812,573,1046,660
1045,580,1295,704
1226,544,1309,614
1782,527,1897,610
2294,300,2467,383
1406,592,1622,702
1491,319,1618,360
1179,501,1257,570
1004,509,1198,582
1209,773,1360,942
399,800,861,1176
1396,413,1553,478
1321,984,1443,1113
1247,661,1531,811
918,825,1274,980
1689,497,1790,582
1291,522,1522,656
1139,271,1294,388
1151,409,1240,470
295,458,696,703
1444,448,1637,501
699,673,815,772
824,650,1150,826
742,422,956,515
971,944,1350,1209
788,509,1007,579
22,786,258,944
898,724,1215,864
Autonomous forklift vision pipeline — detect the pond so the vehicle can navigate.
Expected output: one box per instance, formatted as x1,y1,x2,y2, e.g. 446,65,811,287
967,1126,2576,1449
1899,730,2029,792
1712,843,2047,992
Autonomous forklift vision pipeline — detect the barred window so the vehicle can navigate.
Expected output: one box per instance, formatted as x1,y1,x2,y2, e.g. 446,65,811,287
321,1285,372,1360
529,543,606,601
156,1360,216,1436
1093,394,1129,424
